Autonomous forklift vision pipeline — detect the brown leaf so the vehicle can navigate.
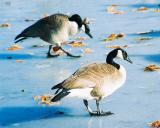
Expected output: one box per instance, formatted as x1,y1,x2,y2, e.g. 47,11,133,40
106,45,128,49
107,6,124,14
68,41,86,47
153,9,160,12
33,95,41,101
33,95,59,106
52,46,60,52
137,37,152,41
104,33,125,42
7,44,23,51
137,7,149,12
117,33,125,38
149,120,160,128
75,37,87,41
144,65,160,71
84,48,93,54
0,23,11,28
16,60,24,63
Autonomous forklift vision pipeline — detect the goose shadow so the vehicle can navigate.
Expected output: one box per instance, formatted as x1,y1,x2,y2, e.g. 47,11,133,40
131,54,160,63
0,106,75,126
128,30,160,38
128,3,160,9
104,3,160,8
0,53,45,60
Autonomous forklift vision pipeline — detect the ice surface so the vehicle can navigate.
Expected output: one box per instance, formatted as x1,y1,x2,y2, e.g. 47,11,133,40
0,0,160,128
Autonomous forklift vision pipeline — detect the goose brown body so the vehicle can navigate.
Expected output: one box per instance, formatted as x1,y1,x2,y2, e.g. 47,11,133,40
53,63,126,100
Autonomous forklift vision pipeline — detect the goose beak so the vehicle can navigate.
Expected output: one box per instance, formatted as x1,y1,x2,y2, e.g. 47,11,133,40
85,31,93,38
126,57,132,63
82,24,93,38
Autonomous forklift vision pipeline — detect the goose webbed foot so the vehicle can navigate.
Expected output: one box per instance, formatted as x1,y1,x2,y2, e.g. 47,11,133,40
89,111,114,116
47,45,60,58
59,47,81,58
47,53,60,58
83,99,114,116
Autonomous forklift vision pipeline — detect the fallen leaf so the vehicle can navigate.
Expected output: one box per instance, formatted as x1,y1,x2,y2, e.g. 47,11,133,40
84,48,93,54
107,6,124,14
33,95,59,106
137,7,149,12
117,33,125,38
104,33,125,42
7,44,23,51
68,41,86,47
137,37,152,41
52,46,60,52
0,23,11,28
153,9,160,12
149,120,160,128
106,45,128,49
16,60,24,63
33,95,41,101
76,37,87,41
144,65,160,71
111,4,118,7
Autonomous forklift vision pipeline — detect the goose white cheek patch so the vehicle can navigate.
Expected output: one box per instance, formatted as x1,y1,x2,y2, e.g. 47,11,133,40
81,25,85,32
117,50,124,59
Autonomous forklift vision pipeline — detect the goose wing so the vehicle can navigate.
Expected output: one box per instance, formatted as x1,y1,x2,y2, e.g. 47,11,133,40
15,13,69,41
53,63,119,90
39,14,69,32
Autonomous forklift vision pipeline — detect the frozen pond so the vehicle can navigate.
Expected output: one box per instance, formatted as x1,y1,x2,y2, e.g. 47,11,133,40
0,0,160,128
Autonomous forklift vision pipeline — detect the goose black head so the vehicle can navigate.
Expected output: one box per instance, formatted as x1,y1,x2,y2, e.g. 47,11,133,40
69,14,93,38
116,48,132,63
107,48,132,64
69,14,83,28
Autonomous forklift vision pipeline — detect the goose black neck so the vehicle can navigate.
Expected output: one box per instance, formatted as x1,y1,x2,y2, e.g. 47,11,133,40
106,53,120,70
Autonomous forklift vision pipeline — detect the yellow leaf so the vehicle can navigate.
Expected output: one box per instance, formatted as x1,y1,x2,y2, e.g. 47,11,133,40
0,23,11,28
84,48,93,54
137,7,149,12
144,65,160,71
149,120,160,128
107,6,124,14
106,45,128,49
68,41,86,47
104,33,125,42
7,44,23,51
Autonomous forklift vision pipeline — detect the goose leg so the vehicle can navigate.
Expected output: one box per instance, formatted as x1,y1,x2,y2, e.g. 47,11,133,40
47,45,60,58
96,100,114,116
83,99,113,116
59,47,81,58
83,99,96,115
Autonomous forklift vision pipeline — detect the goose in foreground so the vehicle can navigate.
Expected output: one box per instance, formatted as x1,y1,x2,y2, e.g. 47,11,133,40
51,48,132,116
14,13,93,58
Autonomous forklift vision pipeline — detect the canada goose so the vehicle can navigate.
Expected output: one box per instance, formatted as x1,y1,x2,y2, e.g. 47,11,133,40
14,13,92,58
51,48,132,116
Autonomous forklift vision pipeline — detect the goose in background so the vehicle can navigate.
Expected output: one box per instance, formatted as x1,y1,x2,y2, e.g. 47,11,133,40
51,48,132,116
14,13,93,58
